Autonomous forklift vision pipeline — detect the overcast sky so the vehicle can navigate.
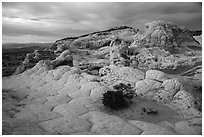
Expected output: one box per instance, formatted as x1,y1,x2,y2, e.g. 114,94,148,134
2,2,202,43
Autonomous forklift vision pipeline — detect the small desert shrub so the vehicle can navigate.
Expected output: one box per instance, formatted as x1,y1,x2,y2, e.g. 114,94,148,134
102,83,135,110
113,83,135,99
102,90,128,110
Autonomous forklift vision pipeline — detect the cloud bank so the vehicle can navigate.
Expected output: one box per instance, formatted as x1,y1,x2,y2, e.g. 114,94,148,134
2,2,202,43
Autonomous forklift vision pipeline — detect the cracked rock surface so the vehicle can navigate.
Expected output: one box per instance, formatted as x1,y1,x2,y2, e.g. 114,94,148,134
2,60,201,135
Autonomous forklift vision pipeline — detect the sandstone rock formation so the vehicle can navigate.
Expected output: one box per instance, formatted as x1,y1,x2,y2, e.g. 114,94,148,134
99,65,145,86
134,69,201,121
132,21,199,51
109,38,130,67
51,26,137,54
128,21,202,71
51,50,73,69
145,69,170,82
2,21,202,135
2,63,201,134
13,49,56,75
12,21,202,76
190,30,202,36
193,35,202,44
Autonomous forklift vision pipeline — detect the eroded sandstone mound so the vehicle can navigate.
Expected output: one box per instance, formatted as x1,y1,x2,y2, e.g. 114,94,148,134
3,20,202,135
51,50,73,69
13,49,57,75
129,21,202,71
12,21,202,75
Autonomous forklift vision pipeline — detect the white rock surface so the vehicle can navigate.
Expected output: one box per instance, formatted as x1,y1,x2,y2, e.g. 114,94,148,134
39,116,92,134
175,118,202,135
128,120,177,135
146,69,169,82
100,65,145,85
3,119,49,135
14,103,61,122
2,62,201,135
81,111,142,135
135,79,161,96
152,79,181,102
171,90,195,110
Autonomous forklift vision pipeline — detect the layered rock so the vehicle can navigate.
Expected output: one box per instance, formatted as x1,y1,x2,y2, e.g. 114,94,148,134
3,21,202,135
52,37,77,52
51,50,73,69
193,35,202,44
13,49,57,75
14,21,201,75
132,21,199,51
190,30,202,36
51,26,137,53
129,21,202,71
83,21,201,72
109,38,130,67
145,69,170,82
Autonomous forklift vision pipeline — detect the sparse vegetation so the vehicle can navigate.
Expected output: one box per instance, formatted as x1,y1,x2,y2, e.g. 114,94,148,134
113,83,135,99
102,83,135,110
102,90,128,110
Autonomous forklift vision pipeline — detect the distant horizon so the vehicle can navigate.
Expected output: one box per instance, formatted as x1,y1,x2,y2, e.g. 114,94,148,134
2,42,54,44
3,2,202,43
2,24,202,44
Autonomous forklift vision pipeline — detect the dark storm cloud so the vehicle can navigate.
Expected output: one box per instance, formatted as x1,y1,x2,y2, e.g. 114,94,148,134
2,2,202,43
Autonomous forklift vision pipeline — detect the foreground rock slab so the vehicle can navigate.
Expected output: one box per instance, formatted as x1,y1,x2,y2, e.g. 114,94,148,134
2,62,201,135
